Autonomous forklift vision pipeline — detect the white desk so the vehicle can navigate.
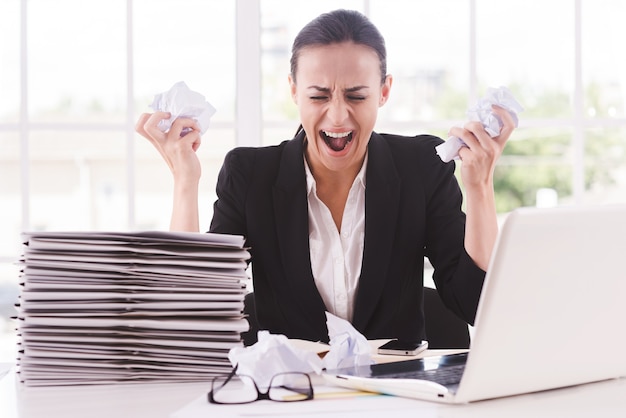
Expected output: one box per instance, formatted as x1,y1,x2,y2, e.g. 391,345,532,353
0,367,208,418
2,359,626,418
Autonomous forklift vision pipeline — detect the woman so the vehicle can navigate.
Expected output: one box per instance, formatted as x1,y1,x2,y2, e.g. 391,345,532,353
135,9,515,343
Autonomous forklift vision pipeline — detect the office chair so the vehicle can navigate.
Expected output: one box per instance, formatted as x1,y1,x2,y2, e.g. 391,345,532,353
242,292,260,346
242,287,471,349
422,286,471,349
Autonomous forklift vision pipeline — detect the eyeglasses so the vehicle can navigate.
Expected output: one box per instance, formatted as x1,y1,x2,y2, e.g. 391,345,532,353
207,364,314,404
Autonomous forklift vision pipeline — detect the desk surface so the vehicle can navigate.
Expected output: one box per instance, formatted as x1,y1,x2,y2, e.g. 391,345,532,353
3,355,626,418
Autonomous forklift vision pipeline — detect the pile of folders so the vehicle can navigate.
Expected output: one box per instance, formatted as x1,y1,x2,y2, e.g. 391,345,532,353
15,230,250,386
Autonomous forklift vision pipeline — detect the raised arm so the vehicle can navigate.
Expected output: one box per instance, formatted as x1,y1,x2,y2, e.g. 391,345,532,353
135,112,202,232
448,105,516,270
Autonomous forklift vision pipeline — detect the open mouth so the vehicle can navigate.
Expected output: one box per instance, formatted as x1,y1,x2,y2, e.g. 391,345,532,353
321,130,354,152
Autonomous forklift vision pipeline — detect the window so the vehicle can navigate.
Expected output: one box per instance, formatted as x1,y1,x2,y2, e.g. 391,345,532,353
2,0,625,361
259,0,626,209
0,0,237,360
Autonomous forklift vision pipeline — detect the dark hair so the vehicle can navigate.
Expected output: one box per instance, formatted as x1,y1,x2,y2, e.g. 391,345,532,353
290,9,387,85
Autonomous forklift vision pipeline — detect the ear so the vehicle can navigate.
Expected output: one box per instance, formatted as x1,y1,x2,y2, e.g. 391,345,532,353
379,74,393,107
288,74,298,104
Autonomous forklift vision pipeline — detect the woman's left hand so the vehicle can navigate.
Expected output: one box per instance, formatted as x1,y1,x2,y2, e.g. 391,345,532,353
449,105,516,191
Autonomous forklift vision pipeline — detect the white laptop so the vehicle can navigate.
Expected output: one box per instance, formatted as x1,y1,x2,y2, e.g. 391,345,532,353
323,205,626,403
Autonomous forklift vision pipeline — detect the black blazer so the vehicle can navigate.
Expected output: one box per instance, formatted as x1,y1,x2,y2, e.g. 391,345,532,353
209,131,485,343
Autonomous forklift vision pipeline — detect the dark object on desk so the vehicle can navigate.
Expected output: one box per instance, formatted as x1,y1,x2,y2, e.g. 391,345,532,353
377,339,429,356
242,288,470,349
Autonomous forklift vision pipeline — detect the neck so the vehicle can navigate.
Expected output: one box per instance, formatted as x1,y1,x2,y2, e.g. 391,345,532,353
305,151,364,190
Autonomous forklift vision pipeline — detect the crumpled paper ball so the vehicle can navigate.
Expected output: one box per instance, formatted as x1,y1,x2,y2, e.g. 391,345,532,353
227,312,373,387
149,81,216,135
228,331,323,389
435,86,524,162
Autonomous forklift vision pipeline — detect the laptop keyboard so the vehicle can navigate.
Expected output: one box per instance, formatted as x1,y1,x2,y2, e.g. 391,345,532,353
375,364,465,387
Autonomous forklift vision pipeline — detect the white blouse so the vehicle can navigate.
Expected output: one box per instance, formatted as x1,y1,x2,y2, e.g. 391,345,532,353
304,154,367,322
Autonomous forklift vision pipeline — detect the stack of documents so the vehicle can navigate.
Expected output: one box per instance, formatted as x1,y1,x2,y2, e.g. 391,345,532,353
15,231,250,386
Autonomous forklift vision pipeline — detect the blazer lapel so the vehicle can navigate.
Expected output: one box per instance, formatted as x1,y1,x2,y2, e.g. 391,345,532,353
352,133,401,331
272,133,327,329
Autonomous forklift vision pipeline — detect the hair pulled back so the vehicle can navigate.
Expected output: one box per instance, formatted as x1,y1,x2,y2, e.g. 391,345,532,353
290,9,387,85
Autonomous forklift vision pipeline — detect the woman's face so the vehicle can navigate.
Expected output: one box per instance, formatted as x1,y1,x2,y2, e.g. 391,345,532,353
289,42,392,176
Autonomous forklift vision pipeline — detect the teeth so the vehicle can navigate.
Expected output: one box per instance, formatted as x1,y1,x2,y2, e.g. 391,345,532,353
323,130,352,138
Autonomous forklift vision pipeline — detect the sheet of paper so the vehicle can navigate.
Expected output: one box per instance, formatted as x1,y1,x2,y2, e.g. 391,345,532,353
171,383,438,418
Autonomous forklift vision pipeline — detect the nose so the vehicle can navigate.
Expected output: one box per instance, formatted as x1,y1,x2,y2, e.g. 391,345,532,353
326,97,349,125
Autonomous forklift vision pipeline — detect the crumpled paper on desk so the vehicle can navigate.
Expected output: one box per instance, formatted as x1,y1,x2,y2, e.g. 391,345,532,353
228,312,373,387
149,81,216,135
435,86,524,162
228,331,323,388
322,312,373,370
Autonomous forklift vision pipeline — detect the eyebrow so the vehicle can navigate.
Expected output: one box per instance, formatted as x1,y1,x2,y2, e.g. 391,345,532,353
306,85,370,93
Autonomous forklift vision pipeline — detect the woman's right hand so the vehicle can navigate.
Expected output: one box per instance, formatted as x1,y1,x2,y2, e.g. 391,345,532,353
135,112,202,232
135,112,203,185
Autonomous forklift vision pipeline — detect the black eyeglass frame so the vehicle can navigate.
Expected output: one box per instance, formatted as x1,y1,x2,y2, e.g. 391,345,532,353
207,364,314,405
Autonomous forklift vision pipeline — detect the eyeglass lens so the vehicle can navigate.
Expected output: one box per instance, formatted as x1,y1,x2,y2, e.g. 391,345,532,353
268,372,313,401
210,372,312,404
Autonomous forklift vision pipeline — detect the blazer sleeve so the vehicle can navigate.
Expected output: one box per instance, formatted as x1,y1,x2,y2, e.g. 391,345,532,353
209,147,254,239
420,139,486,325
